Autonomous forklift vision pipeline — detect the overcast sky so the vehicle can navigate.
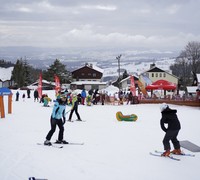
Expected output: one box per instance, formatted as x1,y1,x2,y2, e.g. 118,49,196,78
0,0,200,52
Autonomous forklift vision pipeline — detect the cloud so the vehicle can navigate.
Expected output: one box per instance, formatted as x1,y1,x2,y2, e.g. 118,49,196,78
166,4,180,14
81,5,117,11
0,0,200,52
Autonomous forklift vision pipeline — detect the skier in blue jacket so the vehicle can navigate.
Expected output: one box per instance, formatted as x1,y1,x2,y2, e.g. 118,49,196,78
44,93,68,145
81,88,87,105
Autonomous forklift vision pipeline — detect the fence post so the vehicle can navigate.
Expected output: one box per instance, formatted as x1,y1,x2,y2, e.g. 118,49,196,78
8,94,12,114
0,96,5,118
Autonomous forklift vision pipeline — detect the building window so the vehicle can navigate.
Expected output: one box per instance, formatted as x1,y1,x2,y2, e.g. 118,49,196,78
152,73,154,77
163,73,166,77
93,73,96,77
156,73,158,77
81,73,85,76
160,73,162,77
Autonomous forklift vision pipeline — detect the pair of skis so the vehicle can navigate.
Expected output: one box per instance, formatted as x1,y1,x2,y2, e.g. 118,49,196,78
37,142,84,148
150,150,195,161
67,120,86,123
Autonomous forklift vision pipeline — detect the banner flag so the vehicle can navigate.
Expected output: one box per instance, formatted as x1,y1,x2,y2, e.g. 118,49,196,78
37,73,42,98
54,75,61,95
130,75,136,96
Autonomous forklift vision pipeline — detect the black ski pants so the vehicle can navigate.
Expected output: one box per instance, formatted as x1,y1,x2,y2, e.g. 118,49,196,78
68,107,81,120
163,130,180,150
46,116,64,141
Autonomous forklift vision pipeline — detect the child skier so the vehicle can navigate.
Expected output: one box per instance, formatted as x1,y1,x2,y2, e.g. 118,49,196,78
44,93,68,145
160,103,182,156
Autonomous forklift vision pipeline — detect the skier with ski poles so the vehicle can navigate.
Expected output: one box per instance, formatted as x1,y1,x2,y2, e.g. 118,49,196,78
160,103,182,156
68,92,82,122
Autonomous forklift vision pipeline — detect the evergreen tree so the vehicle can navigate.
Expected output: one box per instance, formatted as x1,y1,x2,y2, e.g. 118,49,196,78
11,58,34,88
0,59,14,68
43,59,71,84
11,59,25,87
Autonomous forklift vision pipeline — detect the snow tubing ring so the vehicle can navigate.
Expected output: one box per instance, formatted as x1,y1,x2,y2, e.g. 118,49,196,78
116,111,138,121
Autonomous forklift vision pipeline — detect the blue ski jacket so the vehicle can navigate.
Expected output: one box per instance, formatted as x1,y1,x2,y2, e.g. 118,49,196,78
51,100,66,120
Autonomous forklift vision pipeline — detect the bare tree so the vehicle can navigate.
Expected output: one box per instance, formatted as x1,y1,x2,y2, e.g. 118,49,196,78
171,41,200,89
185,41,200,71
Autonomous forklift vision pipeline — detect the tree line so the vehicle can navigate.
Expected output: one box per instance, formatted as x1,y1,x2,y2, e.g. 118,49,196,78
0,58,71,88
1,41,200,89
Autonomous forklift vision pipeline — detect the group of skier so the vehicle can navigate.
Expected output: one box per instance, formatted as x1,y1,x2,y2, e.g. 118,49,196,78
15,87,183,155
43,88,183,157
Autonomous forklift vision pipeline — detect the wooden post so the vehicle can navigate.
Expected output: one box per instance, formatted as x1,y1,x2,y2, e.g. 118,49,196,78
8,94,12,114
0,96,5,118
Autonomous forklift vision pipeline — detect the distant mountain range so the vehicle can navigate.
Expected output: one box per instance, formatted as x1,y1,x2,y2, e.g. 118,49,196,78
0,46,179,73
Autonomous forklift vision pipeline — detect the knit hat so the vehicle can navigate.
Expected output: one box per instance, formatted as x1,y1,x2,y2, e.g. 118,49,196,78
160,103,168,112
60,92,67,98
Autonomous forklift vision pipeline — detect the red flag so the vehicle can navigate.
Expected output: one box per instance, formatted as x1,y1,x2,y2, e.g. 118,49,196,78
130,75,136,96
54,75,61,95
37,73,42,98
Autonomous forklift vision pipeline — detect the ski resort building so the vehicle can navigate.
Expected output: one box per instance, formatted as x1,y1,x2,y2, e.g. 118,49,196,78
70,63,106,90
139,64,179,87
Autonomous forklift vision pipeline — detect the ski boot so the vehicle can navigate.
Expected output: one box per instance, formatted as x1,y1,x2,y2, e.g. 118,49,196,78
55,140,69,144
171,149,182,155
161,150,170,157
44,140,52,146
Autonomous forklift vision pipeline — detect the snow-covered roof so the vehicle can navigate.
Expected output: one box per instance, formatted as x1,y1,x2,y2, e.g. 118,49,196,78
120,75,139,83
186,86,198,93
92,64,104,73
71,81,107,85
0,67,14,81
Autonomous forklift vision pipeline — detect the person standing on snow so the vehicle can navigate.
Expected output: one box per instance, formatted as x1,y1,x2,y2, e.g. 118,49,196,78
34,89,39,102
160,103,182,156
44,93,68,145
68,93,82,121
81,88,86,105
16,91,19,101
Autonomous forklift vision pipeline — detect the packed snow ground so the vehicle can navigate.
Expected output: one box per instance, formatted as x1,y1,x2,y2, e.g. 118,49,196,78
0,90,200,180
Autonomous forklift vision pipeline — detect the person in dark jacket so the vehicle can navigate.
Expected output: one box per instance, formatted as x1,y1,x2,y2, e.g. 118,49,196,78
34,89,39,102
16,91,19,101
160,103,182,156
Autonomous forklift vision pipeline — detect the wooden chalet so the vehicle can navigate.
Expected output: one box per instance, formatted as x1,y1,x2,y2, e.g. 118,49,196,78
71,63,103,81
71,63,106,90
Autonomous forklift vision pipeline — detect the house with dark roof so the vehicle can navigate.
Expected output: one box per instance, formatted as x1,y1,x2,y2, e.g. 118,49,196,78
71,63,103,82
70,63,106,90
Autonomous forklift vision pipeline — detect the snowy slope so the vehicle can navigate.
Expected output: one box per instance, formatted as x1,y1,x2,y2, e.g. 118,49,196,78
0,90,199,180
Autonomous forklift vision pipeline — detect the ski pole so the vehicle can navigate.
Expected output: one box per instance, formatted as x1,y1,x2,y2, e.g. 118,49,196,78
65,110,71,115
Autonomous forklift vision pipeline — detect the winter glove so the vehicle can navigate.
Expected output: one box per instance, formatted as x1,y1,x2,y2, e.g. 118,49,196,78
63,117,66,125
